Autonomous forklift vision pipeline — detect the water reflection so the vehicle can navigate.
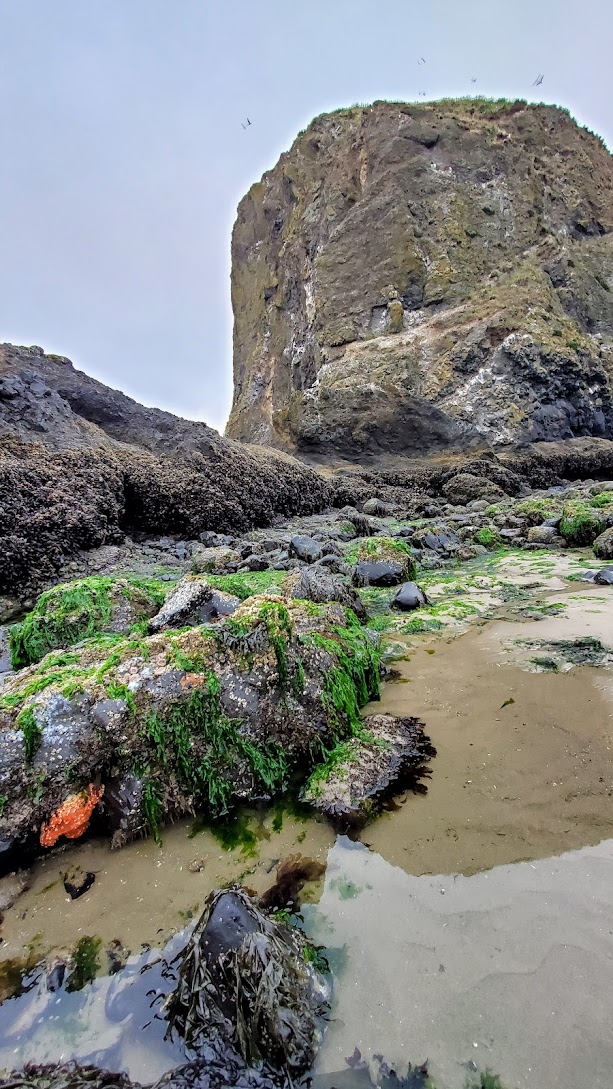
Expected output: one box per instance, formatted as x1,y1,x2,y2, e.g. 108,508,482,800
2,837,613,1089
308,837,613,1089
0,931,189,1083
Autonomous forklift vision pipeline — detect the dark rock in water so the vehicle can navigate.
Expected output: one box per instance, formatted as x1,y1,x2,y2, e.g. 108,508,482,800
303,713,436,828
165,887,329,1073
0,1065,139,1089
284,567,367,621
259,854,326,913
0,1055,289,1089
391,583,427,611
289,536,324,564
595,567,613,584
156,1054,285,1089
63,869,95,900
353,560,406,587
44,960,67,993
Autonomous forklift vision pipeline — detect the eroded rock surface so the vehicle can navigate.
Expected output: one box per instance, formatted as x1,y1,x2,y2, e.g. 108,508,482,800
227,100,613,457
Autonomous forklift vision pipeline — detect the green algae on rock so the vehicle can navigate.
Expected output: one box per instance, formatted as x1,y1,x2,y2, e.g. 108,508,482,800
9,576,167,669
0,594,384,862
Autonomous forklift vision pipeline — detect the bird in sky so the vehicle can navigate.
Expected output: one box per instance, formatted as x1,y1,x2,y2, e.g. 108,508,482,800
419,91,426,97
418,56,425,64
532,74,544,86
241,117,252,130
470,77,477,83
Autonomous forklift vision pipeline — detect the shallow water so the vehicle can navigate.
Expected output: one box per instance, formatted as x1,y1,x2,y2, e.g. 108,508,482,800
309,836,613,1089
3,835,613,1088
1,551,613,1086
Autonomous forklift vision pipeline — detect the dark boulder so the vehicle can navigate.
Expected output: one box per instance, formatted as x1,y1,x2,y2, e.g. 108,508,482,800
442,473,504,506
303,713,435,828
593,527,613,559
352,560,406,587
289,537,324,564
595,567,613,584
283,567,367,621
165,887,329,1072
391,583,427,611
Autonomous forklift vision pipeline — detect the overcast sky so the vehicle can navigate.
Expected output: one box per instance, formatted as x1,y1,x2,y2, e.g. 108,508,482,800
0,0,611,432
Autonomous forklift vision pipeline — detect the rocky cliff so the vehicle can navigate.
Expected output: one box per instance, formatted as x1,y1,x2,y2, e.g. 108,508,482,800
0,344,330,595
227,99,613,457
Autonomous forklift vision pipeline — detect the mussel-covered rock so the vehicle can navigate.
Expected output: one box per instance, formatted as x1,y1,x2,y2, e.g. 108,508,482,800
302,713,436,827
0,595,382,867
283,567,367,621
148,577,240,632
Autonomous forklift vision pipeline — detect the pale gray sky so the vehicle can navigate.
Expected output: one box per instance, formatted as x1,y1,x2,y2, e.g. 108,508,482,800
0,0,611,432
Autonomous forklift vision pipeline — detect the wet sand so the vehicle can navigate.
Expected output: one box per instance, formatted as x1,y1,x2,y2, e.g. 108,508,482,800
365,600,613,875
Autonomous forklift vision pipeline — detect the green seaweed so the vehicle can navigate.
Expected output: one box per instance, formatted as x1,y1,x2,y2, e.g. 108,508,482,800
207,571,287,600
65,936,102,992
16,706,42,764
143,677,288,818
209,810,259,856
475,526,501,549
142,777,164,845
559,500,604,546
400,616,444,634
9,576,167,669
590,491,613,508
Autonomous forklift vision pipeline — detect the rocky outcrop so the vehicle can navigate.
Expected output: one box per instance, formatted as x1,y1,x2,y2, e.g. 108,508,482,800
0,345,331,596
227,100,613,457
0,594,382,868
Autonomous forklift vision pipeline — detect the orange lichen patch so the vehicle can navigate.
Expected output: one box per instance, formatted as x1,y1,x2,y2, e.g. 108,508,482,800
40,785,104,848
179,672,203,689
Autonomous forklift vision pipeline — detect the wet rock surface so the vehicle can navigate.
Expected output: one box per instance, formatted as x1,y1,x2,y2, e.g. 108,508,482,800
391,583,428,611
0,595,382,867
303,713,435,827
166,887,329,1072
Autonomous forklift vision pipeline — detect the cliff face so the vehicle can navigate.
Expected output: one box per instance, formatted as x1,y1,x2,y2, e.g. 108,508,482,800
227,100,613,457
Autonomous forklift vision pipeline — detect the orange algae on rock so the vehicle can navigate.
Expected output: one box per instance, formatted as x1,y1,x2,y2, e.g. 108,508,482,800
40,785,104,847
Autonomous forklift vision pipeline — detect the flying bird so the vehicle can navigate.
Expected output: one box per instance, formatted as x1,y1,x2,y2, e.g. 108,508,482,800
470,77,477,83
419,91,426,97
241,117,252,130
532,74,544,86
418,57,425,64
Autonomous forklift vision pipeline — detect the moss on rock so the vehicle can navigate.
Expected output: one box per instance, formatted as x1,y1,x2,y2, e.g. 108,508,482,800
559,500,605,546
0,594,383,854
9,576,167,669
